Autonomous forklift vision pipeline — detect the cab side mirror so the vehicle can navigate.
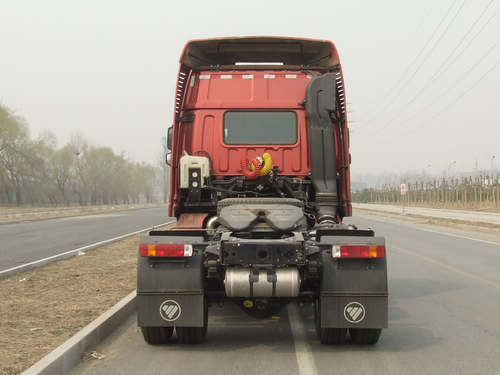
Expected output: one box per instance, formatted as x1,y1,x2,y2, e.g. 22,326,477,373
167,127,173,151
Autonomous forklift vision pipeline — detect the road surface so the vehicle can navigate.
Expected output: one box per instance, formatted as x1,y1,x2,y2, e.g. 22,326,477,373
0,207,171,272
69,213,500,375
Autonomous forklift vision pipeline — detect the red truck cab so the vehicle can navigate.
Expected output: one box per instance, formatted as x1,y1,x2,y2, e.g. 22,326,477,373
168,37,351,221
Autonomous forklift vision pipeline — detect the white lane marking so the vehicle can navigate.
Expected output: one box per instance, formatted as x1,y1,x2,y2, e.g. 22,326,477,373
392,245,500,290
410,227,500,246
357,213,500,246
0,220,174,277
287,303,318,375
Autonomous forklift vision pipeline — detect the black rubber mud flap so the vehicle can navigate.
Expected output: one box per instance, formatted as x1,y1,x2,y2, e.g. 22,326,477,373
305,73,339,222
137,235,206,328
318,236,388,330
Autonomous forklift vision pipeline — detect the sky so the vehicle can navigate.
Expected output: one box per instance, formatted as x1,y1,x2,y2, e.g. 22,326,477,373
1,0,499,179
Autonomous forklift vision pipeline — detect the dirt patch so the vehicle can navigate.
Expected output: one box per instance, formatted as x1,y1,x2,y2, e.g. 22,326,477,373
0,204,166,224
0,224,170,375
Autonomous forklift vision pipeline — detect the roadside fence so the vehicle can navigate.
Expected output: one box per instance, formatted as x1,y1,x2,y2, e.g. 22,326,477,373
353,174,500,209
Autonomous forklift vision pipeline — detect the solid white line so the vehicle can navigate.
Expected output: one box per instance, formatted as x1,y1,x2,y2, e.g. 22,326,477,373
287,303,318,375
358,213,500,246
0,220,174,277
409,227,500,246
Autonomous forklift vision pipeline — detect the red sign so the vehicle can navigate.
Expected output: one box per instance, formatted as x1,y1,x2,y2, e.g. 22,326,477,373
400,183,407,196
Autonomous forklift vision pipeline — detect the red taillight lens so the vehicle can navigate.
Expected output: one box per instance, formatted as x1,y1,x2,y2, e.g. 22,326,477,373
332,244,385,258
140,243,193,257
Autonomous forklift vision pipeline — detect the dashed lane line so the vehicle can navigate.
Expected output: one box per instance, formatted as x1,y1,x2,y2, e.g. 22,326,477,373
288,303,319,375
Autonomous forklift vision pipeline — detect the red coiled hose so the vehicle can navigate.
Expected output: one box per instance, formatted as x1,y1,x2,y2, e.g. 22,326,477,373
240,157,262,179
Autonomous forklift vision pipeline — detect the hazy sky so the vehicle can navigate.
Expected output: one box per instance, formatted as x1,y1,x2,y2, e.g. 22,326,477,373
1,0,499,178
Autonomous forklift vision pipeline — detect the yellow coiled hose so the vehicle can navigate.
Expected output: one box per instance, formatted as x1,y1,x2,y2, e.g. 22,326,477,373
259,153,273,176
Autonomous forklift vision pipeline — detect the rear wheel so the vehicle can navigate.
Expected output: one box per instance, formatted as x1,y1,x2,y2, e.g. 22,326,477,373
176,298,208,344
141,327,174,345
314,299,347,344
349,328,382,345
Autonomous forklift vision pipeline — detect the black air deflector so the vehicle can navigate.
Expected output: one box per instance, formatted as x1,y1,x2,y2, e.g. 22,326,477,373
305,73,338,223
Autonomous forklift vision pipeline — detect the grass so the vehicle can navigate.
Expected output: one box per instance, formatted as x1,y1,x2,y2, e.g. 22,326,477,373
0,224,170,375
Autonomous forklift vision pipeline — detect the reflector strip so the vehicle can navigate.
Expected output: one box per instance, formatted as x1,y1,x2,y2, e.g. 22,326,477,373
220,75,232,79
199,75,210,80
139,243,193,257
264,74,275,79
285,74,297,79
242,74,254,79
332,245,385,258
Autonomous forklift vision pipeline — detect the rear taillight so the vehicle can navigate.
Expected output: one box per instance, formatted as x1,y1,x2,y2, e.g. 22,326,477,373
140,243,193,257
332,244,385,258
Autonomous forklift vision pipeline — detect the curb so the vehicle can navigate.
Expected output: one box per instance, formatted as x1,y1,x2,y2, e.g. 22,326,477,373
21,290,137,375
0,220,174,279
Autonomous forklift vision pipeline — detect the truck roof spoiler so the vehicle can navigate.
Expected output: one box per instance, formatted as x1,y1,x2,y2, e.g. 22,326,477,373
180,36,340,70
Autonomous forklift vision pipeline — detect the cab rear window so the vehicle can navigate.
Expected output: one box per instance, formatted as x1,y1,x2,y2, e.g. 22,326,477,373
223,111,297,145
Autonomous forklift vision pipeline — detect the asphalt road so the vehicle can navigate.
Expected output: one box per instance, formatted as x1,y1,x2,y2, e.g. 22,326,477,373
0,207,172,272
70,214,500,375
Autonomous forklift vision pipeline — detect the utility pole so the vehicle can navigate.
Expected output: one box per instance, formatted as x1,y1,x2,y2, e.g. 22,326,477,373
447,161,456,180
491,155,496,183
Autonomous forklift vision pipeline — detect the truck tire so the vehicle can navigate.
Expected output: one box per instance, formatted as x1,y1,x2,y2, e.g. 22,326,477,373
141,327,174,345
314,299,347,344
349,328,382,345
176,298,208,344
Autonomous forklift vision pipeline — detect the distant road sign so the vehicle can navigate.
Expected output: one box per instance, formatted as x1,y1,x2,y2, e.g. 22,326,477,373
400,183,407,196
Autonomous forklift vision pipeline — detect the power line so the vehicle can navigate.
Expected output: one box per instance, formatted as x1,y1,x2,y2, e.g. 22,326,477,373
372,40,500,142
382,19,500,140
357,0,458,122
405,0,496,107
356,0,468,138
427,54,500,122
361,4,500,139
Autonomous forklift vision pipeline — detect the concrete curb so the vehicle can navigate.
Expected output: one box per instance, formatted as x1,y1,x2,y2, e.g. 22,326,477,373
21,290,137,375
0,220,174,279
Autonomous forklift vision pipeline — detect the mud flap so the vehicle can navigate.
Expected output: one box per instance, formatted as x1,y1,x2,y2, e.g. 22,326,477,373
137,294,205,327
320,294,387,328
137,234,206,327
319,236,388,329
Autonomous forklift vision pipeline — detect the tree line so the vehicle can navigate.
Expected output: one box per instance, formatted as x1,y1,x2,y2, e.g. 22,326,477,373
0,103,160,206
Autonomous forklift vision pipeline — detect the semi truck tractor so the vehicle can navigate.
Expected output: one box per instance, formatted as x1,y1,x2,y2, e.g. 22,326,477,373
137,37,388,345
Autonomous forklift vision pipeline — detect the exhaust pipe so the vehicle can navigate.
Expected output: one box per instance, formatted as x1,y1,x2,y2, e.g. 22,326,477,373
305,73,339,223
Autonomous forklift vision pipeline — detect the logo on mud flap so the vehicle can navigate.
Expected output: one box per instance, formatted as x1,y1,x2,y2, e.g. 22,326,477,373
344,302,365,323
159,300,182,322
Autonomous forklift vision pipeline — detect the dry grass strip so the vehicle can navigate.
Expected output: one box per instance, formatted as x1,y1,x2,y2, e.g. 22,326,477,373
0,224,169,375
